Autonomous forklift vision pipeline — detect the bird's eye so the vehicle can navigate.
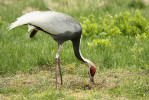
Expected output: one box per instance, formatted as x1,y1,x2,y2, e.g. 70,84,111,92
92,68,94,71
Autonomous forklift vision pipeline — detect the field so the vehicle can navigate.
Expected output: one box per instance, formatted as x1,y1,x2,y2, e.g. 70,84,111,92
0,0,149,99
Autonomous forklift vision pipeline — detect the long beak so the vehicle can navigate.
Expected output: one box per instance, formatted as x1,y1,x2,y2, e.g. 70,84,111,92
90,76,94,83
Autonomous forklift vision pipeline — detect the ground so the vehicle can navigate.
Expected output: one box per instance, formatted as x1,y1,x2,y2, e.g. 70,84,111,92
1,65,149,100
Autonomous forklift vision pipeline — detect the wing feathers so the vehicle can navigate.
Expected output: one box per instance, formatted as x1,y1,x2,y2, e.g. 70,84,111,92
8,11,82,36
30,29,38,38
8,11,49,31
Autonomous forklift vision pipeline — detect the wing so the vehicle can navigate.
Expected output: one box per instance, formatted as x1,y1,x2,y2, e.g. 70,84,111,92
9,11,81,35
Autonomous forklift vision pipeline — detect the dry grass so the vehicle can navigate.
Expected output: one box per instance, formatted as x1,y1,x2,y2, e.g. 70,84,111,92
0,0,14,5
22,7,39,14
0,69,103,99
1,67,147,99
144,0,149,5
44,0,104,12
99,0,107,7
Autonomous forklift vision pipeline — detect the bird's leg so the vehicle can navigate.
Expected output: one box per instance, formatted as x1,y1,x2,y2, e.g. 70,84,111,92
55,58,58,89
55,44,61,89
58,56,63,85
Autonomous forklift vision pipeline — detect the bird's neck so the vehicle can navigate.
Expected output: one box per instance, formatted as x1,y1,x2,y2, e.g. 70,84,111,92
71,35,87,63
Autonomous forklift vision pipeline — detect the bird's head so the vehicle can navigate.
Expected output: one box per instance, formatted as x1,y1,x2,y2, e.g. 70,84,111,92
85,59,96,83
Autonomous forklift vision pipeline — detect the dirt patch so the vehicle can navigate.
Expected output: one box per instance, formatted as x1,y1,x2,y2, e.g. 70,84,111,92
1,70,121,91
2,69,146,99
1,71,54,90
58,72,120,90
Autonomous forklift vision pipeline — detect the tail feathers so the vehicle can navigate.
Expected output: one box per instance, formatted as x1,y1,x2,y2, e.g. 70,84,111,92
8,11,42,31
8,20,25,31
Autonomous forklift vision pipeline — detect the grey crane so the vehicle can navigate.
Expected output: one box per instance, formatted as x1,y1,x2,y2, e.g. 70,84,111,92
9,11,96,88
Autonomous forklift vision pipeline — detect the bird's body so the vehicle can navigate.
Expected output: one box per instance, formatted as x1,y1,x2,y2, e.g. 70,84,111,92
9,11,81,43
9,11,96,88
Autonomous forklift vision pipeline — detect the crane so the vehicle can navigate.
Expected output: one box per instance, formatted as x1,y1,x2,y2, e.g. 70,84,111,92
8,11,96,88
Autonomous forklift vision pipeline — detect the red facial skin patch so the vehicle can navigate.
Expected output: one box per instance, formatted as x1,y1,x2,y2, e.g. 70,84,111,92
90,66,96,76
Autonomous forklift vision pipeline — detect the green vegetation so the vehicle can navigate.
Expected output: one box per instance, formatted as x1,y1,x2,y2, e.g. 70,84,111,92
0,0,149,99
80,11,149,37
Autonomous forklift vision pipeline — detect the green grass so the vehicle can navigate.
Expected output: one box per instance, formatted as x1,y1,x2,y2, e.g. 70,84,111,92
0,0,149,99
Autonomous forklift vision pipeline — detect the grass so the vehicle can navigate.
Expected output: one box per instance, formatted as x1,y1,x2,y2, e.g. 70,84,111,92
0,0,149,99
1,68,149,100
